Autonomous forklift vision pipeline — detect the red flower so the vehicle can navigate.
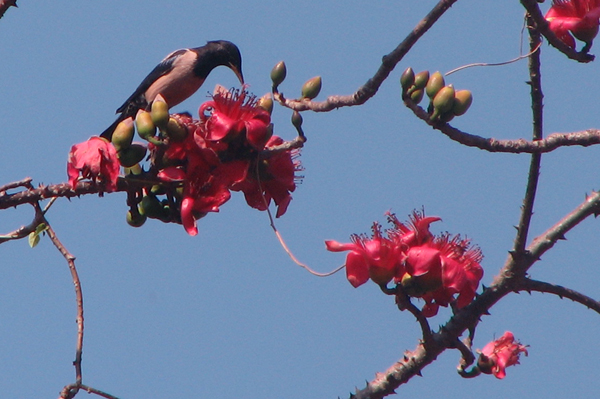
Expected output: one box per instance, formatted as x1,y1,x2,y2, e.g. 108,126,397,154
231,136,301,218
401,235,483,317
545,0,600,49
325,222,403,288
478,331,528,379
179,158,248,236
199,87,271,149
326,210,483,316
67,136,120,192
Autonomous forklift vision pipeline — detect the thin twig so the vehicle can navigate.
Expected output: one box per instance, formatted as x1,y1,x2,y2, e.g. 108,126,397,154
43,216,85,397
445,42,542,76
518,278,600,314
254,154,344,277
0,177,32,193
403,99,600,153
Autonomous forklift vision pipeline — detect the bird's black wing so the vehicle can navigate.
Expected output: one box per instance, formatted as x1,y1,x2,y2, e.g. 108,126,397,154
115,48,188,114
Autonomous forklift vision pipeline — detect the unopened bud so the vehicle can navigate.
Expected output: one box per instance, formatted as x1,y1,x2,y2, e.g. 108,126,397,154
439,111,455,123
410,88,424,104
140,194,164,219
452,90,473,116
426,71,445,99
301,76,322,99
151,94,170,129
291,110,303,129
270,61,287,88
400,67,415,92
165,117,188,142
126,210,146,228
257,94,274,114
118,143,147,167
111,117,134,152
135,110,158,142
432,85,456,114
413,70,430,90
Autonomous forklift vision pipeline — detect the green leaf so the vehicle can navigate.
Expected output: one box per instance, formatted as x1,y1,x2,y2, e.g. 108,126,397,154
28,231,40,248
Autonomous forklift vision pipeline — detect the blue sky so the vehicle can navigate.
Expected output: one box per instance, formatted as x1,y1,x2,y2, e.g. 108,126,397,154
1,1,599,398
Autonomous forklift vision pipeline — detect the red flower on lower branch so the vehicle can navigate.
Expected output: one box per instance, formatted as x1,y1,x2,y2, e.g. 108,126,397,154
67,136,120,192
545,0,600,50
478,331,528,379
326,210,484,316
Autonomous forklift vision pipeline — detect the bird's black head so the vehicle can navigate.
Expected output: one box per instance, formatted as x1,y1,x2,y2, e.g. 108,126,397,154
196,40,244,85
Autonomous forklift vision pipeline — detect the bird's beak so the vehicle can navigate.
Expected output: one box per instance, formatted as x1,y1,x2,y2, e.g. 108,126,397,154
229,62,244,84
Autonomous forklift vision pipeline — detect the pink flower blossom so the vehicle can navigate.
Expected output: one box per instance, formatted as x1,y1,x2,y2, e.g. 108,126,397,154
326,211,484,316
231,136,301,218
478,331,528,379
199,87,271,149
546,0,600,50
401,235,483,317
326,222,403,287
67,137,119,192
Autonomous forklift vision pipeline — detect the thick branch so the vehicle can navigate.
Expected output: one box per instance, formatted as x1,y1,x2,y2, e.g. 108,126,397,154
520,0,595,62
274,0,459,112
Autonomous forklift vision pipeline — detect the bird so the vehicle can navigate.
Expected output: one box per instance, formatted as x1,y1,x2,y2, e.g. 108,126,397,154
100,40,244,140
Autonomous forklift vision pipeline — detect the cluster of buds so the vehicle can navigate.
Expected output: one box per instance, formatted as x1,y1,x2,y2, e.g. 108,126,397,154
270,60,321,139
326,211,483,317
401,68,473,123
68,86,302,236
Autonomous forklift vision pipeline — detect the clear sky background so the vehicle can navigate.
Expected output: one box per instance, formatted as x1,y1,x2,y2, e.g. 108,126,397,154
1,1,599,398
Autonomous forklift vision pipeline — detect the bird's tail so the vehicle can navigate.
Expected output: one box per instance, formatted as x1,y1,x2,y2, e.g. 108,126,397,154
100,114,126,141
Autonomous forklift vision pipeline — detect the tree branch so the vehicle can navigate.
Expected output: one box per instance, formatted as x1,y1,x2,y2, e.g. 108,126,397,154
273,0,459,112
513,16,544,256
518,278,600,315
403,98,600,153
353,189,600,398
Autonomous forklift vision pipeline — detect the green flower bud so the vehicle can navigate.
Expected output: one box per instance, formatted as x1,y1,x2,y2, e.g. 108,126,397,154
410,88,424,104
413,70,430,90
291,110,303,129
452,90,473,116
124,163,143,175
151,94,170,129
257,93,274,114
150,184,166,195
439,111,455,123
301,76,322,99
135,110,158,142
126,210,146,228
432,84,456,114
111,117,135,152
400,67,415,92
426,71,445,99
140,194,164,218
118,143,147,167
165,117,188,142
270,61,287,88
